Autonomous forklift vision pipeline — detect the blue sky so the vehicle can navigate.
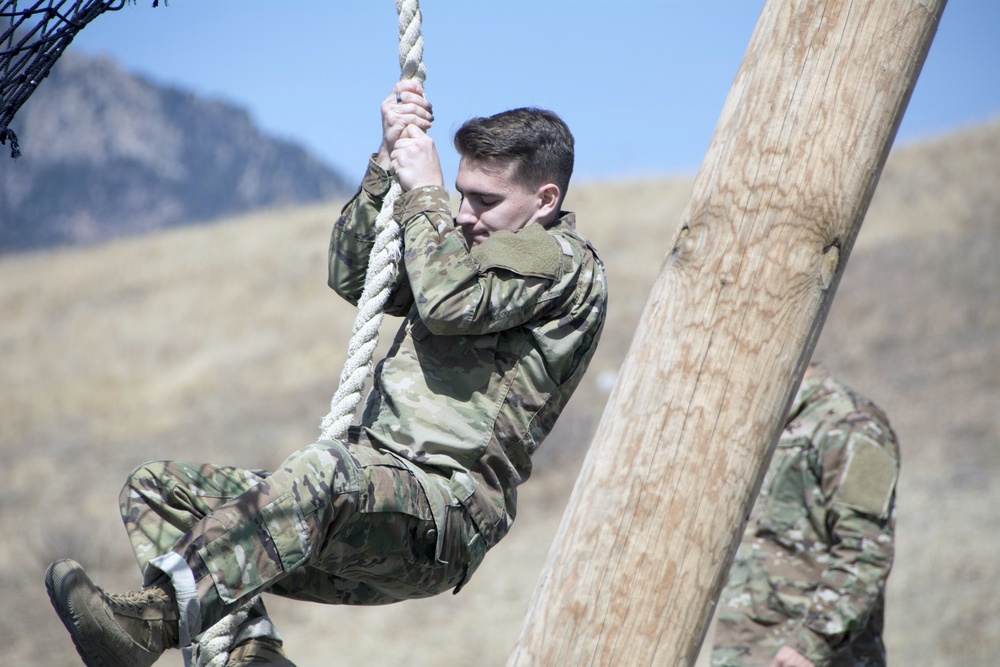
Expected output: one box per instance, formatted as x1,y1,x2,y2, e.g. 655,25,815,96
70,1,1000,184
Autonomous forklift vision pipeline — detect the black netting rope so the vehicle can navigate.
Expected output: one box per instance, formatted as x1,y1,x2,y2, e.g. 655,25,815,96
0,0,160,158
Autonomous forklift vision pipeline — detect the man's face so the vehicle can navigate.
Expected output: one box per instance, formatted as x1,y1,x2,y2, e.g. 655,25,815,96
454,156,549,248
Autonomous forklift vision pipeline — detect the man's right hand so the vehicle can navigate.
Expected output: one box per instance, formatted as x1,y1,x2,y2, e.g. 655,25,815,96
377,80,434,171
390,124,443,191
771,645,815,667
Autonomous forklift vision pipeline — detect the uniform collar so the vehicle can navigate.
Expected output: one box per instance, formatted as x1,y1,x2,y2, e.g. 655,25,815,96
786,363,829,421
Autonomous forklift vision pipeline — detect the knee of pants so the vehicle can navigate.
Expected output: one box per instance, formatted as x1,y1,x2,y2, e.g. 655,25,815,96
119,461,170,521
121,460,269,519
269,440,363,512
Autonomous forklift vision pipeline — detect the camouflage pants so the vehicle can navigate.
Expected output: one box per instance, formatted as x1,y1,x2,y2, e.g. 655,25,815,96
119,440,487,633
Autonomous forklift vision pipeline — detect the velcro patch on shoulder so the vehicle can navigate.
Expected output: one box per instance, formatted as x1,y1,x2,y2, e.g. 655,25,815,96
835,439,898,518
470,224,562,279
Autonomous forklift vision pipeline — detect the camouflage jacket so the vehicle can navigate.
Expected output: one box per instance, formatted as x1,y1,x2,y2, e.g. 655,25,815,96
328,158,607,548
716,366,900,665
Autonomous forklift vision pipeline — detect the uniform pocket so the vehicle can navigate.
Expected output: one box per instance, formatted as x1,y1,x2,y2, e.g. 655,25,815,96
351,448,438,566
196,493,303,603
357,459,434,520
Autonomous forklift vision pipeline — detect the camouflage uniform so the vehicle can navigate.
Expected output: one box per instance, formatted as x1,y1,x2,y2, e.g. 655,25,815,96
119,157,607,641
711,365,899,667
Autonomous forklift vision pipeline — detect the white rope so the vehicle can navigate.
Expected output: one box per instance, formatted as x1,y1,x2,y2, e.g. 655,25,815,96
319,0,426,442
189,3,427,665
182,597,258,667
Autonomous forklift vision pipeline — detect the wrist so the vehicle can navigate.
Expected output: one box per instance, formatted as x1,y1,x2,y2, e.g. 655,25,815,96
375,143,391,171
404,176,445,191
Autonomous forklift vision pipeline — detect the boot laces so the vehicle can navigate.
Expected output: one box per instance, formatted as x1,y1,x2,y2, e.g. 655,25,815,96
107,586,171,616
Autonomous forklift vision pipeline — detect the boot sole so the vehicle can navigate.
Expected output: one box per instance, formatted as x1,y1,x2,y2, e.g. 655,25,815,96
45,560,118,667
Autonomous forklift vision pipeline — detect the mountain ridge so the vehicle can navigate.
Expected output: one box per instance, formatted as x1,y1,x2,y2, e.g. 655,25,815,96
0,51,352,253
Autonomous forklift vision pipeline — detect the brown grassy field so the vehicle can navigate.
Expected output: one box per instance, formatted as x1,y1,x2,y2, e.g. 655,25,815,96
2,118,998,666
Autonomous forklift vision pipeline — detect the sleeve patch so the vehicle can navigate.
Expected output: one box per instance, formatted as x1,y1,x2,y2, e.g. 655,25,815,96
835,440,897,517
470,224,562,279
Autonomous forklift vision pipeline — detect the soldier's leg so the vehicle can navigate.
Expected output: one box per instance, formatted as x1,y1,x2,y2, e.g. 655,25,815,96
120,461,283,647
120,460,266,574
46,443,354,665
266,445,488,606
49,439,488,662
141,439,365,640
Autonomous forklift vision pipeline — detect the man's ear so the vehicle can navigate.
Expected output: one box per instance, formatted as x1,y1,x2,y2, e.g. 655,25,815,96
536,182,561,221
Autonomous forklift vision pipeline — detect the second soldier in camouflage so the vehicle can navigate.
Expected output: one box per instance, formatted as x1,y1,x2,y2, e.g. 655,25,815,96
711,364,899,667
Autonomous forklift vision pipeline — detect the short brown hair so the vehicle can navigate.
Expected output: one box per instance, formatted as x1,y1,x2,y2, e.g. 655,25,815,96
453,107,574,200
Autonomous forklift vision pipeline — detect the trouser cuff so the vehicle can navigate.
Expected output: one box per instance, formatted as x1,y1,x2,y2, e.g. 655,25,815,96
232,597,283,645
145,551,201,648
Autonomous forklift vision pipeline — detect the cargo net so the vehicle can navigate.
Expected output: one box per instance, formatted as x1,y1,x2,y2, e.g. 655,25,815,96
0,0,148,158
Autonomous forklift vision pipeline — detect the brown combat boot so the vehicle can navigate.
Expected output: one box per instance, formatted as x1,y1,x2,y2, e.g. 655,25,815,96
45,558,180,667
226,637,297,666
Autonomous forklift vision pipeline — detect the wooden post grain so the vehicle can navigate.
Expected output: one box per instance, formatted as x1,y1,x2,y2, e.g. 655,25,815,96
508,1,945,665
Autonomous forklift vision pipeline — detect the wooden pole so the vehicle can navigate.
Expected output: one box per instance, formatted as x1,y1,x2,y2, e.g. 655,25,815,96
508,1,945,665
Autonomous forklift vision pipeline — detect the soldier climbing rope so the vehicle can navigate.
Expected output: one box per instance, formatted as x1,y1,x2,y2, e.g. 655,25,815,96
4,0,431,664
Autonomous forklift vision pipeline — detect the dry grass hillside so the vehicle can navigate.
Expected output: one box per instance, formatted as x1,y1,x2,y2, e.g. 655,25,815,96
2,118,998,666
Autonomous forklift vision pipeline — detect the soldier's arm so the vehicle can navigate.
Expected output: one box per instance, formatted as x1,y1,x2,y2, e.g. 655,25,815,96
394,186,598,337
327,157,413,313
786,421,899,663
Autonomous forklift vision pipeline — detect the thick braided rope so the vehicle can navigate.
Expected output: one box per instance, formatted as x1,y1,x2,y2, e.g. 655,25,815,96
182,596,260,667
187,3,427,666
319,0,426,442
